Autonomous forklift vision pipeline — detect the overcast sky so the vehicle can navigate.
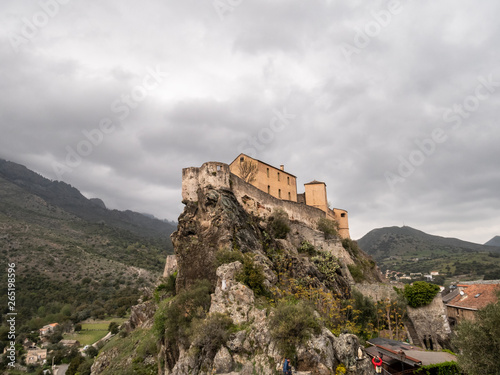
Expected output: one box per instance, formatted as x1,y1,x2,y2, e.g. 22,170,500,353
1,0,499,244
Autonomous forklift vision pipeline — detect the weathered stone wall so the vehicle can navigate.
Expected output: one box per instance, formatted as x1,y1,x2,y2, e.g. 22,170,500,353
406,293,452,350
182,161,351,238
182,162,231,203
354,283,400,302
230,173,327,228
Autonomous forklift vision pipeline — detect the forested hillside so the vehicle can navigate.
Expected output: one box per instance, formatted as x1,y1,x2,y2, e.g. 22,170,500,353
0,160,175,339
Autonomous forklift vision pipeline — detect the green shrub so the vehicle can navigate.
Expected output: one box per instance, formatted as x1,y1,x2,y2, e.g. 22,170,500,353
403,281,440,308
268,209,290,239
414,361,460,375
312,251,340,283
269,301,322,359
215,247,244,267
153,280,212,346
341,238,360,256
298,241,317,256
347,264,364,283
190,313,234,359
154,272,177,302
108,322,119,335
317,218,339,239
236,256,267,296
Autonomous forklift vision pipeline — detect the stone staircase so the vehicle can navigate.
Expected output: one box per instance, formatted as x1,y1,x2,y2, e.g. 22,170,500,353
404,320,422,348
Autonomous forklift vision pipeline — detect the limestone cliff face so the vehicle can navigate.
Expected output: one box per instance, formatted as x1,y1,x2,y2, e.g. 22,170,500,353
172,182,355,299
161,261,374,375
171,186,263,292
91,162,382,375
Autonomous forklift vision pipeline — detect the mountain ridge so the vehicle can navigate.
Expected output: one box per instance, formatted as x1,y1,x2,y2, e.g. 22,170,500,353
0,158,176,239
358,225,500,280
0,158,175,328
485,235,500,247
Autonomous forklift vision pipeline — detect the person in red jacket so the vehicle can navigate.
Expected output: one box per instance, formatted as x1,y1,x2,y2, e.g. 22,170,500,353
372,355,383,373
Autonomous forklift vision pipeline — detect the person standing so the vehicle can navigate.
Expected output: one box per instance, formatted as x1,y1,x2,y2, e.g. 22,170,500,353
371,355,383,374
282,358,292,375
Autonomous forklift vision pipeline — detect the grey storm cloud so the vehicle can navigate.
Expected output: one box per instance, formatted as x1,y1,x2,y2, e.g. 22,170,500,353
0,0,499,243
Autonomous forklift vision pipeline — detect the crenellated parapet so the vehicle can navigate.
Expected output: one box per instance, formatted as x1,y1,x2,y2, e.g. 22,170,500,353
182,162,231,203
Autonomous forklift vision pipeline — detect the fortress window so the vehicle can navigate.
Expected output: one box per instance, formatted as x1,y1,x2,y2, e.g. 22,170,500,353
217,165,221,171
267,168,269,177
278,189,281,198
288,192,291,200
267,185,270,194
341,213,346,217
240,157,244,163
287,176,290,185
278,172,280,181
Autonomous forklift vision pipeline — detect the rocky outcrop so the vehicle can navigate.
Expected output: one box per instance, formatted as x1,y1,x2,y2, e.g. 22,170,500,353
122,300,157,331
171,187,263,293
163,254,178,278
161,260,373,375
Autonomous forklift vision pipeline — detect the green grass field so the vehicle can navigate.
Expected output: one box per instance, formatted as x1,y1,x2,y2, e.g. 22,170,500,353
63,318,127,346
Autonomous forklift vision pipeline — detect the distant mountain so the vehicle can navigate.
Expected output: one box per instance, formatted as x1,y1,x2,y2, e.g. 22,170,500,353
0,158,176,239
0,158,177,327
485,236,500,247
358,226,499,258
358,226,500,280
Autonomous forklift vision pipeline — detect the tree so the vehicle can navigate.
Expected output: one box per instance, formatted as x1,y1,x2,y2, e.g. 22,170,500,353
269,301,322,360
108,321,119,335
452,300,500,375
238,160,258,183
85,345,98,358
403,281,440,308
268,209,291,239
317,218,339,239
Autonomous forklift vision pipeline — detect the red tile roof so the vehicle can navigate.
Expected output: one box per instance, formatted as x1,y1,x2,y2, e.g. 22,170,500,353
446,283,500,310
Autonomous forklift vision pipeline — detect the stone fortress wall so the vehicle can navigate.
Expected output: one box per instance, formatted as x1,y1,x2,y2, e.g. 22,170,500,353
182,161,338,231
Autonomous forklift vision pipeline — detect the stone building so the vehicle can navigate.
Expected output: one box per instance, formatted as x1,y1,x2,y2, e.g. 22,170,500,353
26,348,47,365
229,153,350,238
444,281,500,326
229,154,297,202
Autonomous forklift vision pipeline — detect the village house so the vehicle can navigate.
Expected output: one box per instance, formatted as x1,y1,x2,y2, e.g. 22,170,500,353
25,348,47,365
39,323,59,337
444,281,500,327
23,338,36,351
59,339,80,347
229,153,350,238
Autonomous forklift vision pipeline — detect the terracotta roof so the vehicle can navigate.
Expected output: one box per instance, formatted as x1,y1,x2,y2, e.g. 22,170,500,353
304,180,325,185
446,283,500,310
